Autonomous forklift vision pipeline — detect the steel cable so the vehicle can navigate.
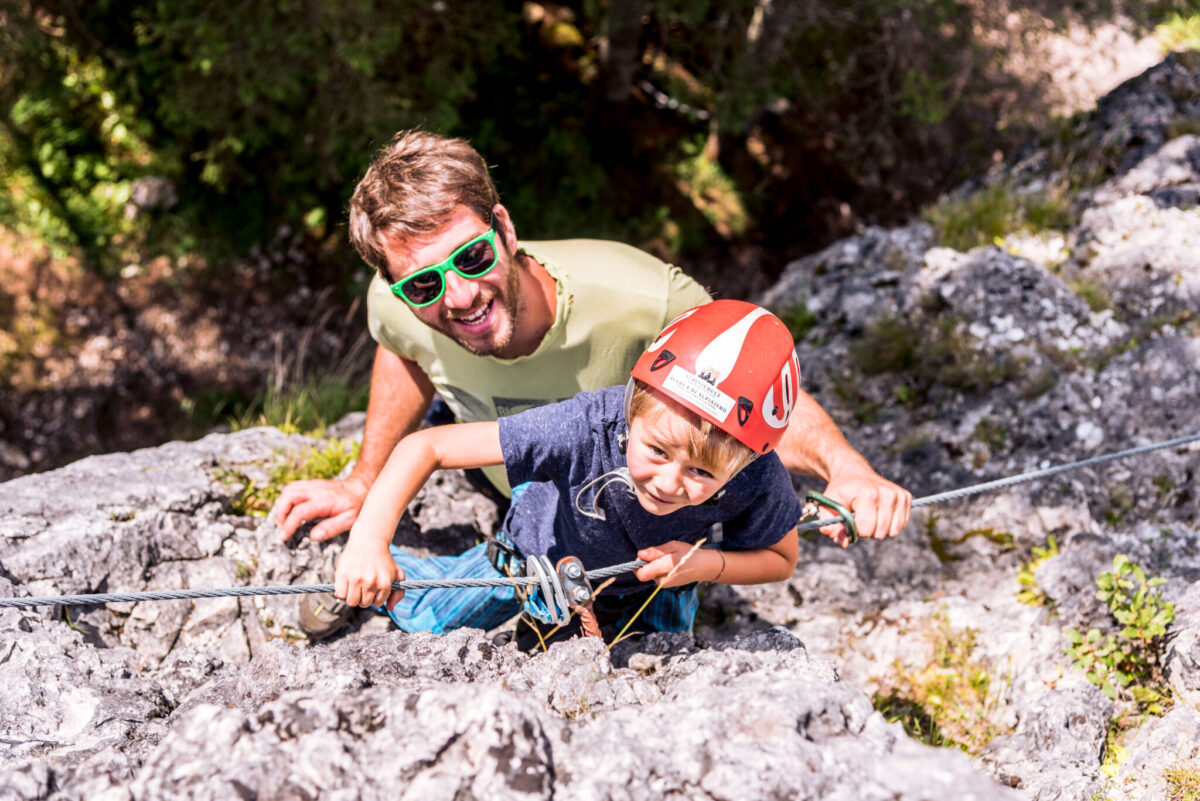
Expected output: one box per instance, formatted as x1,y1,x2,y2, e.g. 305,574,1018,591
2,430,1196,609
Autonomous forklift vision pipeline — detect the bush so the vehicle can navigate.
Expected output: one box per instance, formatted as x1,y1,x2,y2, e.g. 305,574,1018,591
1065,555,1175,712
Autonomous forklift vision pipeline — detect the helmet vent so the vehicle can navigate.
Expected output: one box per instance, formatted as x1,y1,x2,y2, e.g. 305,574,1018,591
737,397,753,426
650,350,675,371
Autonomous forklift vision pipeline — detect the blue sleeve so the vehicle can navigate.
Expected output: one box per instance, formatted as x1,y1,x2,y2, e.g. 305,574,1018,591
719,456,804,551
497,392,593,487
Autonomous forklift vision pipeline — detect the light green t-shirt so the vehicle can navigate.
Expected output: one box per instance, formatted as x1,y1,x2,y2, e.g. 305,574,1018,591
366,238,712,494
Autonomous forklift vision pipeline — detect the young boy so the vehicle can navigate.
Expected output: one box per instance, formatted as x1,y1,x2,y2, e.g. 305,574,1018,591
334,300,804,645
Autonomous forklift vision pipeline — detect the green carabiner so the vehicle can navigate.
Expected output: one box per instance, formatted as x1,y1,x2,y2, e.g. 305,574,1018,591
800,491,860,545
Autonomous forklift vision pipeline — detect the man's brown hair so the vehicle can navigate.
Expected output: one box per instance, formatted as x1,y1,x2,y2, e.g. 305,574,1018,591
627,381,757,477
348,130,499,280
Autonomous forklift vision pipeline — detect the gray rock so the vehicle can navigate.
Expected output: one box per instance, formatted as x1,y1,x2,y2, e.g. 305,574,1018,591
980,683,1113,801
1108,705,1200,801
1164,583,1200,709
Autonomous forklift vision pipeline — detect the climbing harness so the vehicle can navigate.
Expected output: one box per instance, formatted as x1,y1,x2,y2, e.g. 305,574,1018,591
485,532,526,577
1,430,1197,612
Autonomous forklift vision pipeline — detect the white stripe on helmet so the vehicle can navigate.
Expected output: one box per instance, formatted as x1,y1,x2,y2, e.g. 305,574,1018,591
645,307,701,353
694,307,772,386
762,349,800,429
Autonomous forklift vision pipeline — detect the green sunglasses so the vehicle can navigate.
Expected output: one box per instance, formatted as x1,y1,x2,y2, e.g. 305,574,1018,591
389,226,500,308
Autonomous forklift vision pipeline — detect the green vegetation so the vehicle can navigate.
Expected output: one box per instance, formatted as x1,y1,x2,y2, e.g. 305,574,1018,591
778,300,819,343
1157,12,1200,52
670,135,748,239
921,511,1015,564
1165,762,1200,801
873,612,1007,753
219,438,361,517
1065,555,1175,711
231,372,370,438
972,418,1010,467
4,2,1195,287
850,311,1024,407
1015,535,1060,606
1070,277,1111,313
922,180,1074,252
1103,484,1137,528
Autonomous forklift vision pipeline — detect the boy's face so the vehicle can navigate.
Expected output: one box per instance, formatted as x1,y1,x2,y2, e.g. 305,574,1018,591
625,404,734,516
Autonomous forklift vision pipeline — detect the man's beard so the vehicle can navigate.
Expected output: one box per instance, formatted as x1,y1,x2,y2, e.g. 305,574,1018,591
440,249,523,357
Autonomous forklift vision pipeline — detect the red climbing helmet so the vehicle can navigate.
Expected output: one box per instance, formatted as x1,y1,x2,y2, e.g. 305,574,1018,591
630,300,800,454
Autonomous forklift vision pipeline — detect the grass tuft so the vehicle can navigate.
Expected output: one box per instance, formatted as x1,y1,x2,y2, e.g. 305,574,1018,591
872,611,1008,753
1015,535,1059,606
922,180,1073,252
217,438,361,517
1165,762,1200,801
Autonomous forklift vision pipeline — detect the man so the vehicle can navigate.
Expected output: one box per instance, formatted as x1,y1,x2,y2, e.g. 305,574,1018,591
274,129,910,576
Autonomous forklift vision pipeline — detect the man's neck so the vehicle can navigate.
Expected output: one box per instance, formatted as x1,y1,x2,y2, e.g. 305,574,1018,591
497,249,558,359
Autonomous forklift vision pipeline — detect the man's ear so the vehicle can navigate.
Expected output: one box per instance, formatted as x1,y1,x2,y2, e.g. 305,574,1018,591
492,203,517,250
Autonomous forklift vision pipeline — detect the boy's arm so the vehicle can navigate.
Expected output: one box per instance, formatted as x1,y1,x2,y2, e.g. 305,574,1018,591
336,421,503,609
635,529,799,587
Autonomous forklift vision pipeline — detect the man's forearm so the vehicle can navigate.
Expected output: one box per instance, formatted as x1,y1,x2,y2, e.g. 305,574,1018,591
349,345,436,488
775,389,872,480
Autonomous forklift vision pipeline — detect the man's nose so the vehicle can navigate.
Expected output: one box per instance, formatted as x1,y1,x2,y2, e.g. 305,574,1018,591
441,270,480,309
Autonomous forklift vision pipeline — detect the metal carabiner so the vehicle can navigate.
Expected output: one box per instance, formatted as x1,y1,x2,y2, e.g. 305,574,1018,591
524,555,572,625
799,490,860,545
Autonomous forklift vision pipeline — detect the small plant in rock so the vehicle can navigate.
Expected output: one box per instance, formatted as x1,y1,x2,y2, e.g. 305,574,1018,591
873,612,1008,754
233,371,370,437
1070,277,1111,313
1164,761,1200,801
1157,12,1200,54
219,438,361,517
1015,534,1059,607
849,311,1024,410
778,300,819,343
1064,555,1175,711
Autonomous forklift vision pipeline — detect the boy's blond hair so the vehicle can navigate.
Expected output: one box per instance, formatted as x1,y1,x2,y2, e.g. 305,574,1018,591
628,380,757,477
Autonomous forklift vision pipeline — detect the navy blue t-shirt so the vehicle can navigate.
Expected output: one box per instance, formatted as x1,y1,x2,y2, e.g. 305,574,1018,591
497,385,803,593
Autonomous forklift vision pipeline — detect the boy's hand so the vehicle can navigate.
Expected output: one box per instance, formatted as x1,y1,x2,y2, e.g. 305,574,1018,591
335,541,404,610
635,541,719,587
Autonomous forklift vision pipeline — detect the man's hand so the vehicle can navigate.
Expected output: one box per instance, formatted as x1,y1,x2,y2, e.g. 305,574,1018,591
819,468,912,548
273,474,371,542
635,541,718,587
335,539,404,610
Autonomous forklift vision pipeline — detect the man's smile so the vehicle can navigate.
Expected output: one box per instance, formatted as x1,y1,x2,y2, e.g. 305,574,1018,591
449,298,495,331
